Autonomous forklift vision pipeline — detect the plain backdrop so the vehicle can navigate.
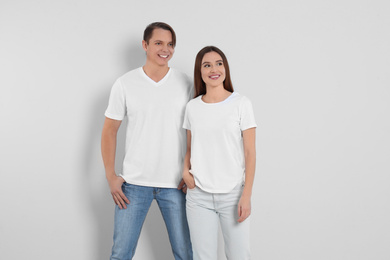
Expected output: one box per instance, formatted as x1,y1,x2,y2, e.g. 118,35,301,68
1,0,389,259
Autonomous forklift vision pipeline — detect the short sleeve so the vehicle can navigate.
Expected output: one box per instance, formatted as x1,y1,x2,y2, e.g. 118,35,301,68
186,75,194,101
187,85,194,101
182,103,191,130
239,97,257,131
104,79,126,120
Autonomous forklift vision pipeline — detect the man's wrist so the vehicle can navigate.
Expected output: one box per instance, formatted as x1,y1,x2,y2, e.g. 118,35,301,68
106,171,117,179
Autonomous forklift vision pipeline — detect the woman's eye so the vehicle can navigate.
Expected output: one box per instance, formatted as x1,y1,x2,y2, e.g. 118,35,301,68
217,62,223,66
204,64,210,68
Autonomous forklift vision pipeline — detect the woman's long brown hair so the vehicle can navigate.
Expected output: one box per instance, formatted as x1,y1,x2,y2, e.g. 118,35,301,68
193,46,234,98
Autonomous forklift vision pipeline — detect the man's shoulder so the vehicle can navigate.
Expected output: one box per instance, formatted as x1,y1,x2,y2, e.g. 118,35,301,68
118,67,142,81
169,68,192,84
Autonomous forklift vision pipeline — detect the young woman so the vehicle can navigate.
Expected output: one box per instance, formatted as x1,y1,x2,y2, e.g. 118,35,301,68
182,46,257,259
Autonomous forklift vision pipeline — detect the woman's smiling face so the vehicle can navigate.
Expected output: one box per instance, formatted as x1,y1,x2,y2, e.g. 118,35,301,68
200,51,226,88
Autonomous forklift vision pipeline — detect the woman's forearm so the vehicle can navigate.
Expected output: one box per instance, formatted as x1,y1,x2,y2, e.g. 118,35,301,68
242,128,256,197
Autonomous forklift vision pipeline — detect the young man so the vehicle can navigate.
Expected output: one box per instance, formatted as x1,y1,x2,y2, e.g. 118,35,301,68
101,22,193,260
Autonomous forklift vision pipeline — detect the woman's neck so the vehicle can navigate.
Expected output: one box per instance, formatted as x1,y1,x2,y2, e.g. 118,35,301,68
202,85,232,103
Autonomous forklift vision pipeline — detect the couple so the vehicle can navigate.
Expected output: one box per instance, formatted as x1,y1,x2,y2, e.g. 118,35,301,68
101,22,257,260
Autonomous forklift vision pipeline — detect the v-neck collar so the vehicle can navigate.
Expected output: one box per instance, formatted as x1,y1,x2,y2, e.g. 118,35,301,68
140,67,171,86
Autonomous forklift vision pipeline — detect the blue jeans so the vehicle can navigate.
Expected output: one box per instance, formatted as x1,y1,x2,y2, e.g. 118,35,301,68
110,183,193,260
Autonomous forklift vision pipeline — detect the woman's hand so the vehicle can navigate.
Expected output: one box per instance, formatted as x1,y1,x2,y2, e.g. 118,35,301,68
237,193,251,223
107,175,129,209
183,170,196,190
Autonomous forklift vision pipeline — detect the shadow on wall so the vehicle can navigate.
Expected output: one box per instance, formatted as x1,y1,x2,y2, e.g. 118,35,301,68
83,40,175,260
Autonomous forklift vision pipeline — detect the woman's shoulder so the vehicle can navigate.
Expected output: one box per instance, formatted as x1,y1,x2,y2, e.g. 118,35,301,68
228,92,251,104
187,96,202,106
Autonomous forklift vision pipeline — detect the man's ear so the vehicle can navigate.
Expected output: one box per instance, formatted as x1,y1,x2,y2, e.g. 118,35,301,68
142,40,148,52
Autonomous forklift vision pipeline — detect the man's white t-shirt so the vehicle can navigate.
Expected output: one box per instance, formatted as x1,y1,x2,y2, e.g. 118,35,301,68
183,92,257,193
105,67,192,188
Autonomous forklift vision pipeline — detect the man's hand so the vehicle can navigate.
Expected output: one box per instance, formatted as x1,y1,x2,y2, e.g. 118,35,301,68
178,179,187,193
107,175,129,209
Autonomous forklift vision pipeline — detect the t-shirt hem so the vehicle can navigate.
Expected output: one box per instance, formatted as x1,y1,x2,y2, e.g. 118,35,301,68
241,124,257,131
195,180,243,194
105,112,124,121
121,177,180,189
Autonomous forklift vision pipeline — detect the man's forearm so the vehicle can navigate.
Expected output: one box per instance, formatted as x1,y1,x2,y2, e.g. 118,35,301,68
101,130,117,179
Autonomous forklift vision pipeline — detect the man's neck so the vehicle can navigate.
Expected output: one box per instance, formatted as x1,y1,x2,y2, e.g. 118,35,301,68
143,63,170,83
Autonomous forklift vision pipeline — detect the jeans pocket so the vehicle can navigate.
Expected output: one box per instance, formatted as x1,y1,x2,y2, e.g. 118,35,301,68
122,182,134,191
187,186,196,192
232,182,244,191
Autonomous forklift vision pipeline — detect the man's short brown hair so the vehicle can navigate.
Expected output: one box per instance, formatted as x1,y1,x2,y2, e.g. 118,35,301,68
143,22,176,47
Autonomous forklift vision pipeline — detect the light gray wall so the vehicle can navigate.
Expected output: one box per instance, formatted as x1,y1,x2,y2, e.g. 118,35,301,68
1,0,389,259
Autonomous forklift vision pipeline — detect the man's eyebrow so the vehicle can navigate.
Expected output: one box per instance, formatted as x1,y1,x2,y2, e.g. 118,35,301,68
153,40,173,44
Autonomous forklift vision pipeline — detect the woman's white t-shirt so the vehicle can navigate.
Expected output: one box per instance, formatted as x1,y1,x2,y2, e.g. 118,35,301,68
183,92,257,193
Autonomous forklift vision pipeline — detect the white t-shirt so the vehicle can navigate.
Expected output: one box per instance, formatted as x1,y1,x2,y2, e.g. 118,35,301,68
183,92,257,193
105,67,193,188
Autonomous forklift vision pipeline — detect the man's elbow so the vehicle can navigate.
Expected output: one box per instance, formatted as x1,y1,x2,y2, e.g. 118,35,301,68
244,149,256,160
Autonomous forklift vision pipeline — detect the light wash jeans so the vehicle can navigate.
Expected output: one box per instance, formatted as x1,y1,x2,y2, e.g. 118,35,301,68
186,183,251,260
110,182,193,260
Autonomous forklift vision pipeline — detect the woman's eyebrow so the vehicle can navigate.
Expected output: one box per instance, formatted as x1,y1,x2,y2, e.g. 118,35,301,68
202,60,223,65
